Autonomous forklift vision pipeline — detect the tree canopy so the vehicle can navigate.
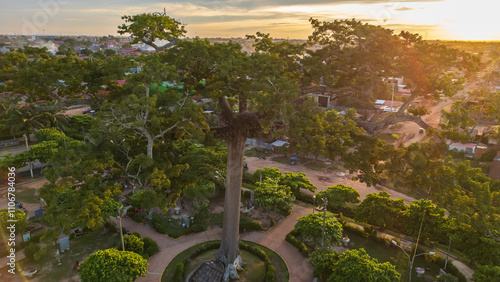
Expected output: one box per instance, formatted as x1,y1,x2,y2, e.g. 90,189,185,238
78,248,148,282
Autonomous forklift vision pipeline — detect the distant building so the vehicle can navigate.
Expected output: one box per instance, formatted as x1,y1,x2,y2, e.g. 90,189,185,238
447,140,477,158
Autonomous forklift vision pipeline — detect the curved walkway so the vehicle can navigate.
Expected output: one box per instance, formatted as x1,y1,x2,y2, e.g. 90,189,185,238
114,203,313,282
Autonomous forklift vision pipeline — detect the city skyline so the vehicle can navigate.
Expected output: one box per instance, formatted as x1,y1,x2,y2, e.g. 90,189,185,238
0,0,499,41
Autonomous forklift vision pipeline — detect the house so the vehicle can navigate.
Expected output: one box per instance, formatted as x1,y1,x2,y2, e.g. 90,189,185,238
447,141,477,157
374,100,404,112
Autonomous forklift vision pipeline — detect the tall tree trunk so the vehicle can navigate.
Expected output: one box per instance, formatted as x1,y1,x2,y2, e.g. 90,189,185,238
218,133,246,280
145,133,154,159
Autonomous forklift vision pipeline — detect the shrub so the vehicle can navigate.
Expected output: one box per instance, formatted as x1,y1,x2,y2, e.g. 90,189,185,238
285,232,309,257
242,172,255,185
132,213,142,223
123,234,144,255
480,148,498,162
104,220,118,234
266,264,275,282
24,242,41,260
132,232,141,238
295,191,314,204
142,237,159,258
29,233,44,243
270,218,276,227
241,189,252,199
239,219,263,231
173,262,184,282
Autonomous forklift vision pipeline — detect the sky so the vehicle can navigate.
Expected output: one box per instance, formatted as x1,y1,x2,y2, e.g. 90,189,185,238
0,0,499,41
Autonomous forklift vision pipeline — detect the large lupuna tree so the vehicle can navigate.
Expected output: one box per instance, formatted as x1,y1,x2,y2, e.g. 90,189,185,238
160,38,299,278
304,18,479,134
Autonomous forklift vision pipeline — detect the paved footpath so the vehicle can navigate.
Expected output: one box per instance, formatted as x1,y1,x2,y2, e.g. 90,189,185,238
114,203,313,282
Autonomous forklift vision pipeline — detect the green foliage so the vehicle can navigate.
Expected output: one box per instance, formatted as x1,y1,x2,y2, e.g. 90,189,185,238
285,231,310,257
328,249,400,282
280,172,316,194
310,249,339,279
0,209,28,235
295,191,315,204
436,273,459,282
294,212,343,247
173,262,185,282
240,219,263,231
70,114,95,132
192,200,210,231
123,234,144,255
472,265,500,282
24,242,41,260
131,213,142,223
253,167,283,183
408,106,431,117
265,264,275,282
79,248,148,282
254,178,295,215
355,191,406,230
402,199,447,241
142,237,159,259
316,184,360,212
479,148,497,162
118,13,186,51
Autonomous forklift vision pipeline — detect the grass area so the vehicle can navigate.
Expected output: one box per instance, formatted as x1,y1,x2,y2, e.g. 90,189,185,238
238,250,266,282
303,160,328,171
12,227,118,281
152,214,193,238
270,156,290,165
244,147,271,158
376,133,400,143
16,187,39,203
345,232,441,281
162,240,289,282
209,212,224,227
243,241,289,282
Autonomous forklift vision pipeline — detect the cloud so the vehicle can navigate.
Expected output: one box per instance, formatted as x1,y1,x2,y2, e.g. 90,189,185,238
394,7,420,11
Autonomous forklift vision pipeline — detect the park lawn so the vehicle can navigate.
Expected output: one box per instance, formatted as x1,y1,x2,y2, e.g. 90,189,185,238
163,240,289,282
16,228,119,282
303,160,327,171
345,232,441,281
16,187,39,204
153,214,193,238
243,240,289,282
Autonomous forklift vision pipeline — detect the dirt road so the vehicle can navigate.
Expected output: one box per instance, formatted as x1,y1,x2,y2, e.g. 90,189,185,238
245,156,416,204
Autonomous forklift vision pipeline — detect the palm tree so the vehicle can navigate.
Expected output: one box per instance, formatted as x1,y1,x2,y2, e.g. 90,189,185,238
6,104,45,143
40,110,69,128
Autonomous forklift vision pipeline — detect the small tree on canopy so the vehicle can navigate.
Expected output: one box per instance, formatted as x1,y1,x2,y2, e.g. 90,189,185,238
78,248,148,282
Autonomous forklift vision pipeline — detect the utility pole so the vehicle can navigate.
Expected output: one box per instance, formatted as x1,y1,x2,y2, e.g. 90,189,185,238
23,134,33,178
321,198,328,248
391,80,395,113
438,93,445,125
118,206,125,251
444,238,452,270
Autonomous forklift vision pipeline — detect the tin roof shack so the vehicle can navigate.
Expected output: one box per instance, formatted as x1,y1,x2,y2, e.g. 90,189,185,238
447,141,477,158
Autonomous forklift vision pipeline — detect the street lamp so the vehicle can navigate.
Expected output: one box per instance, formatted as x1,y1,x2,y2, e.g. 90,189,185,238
312,195,316,214
391,240,435,282
321,198,328,248
23,134,33,178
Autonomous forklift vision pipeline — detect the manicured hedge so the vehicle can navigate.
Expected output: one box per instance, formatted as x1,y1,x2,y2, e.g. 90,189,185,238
295,191,314,204
173,262,185,282
239,242,275,282
239,219,263,231
285,229,310,257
